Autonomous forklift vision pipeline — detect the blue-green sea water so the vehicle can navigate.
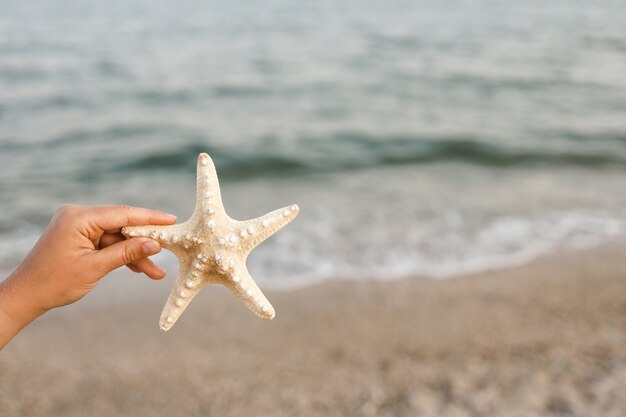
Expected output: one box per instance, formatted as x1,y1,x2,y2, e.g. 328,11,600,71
1,0,626,287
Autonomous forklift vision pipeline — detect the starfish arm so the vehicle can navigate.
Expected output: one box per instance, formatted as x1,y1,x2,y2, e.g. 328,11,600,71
222,266,275,320
121,223,201,251
238,204,299,253
193,153,225,216
159,257,209,331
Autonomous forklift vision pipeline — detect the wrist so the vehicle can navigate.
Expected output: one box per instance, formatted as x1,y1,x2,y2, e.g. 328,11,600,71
0,268,49,339
0,295,22,349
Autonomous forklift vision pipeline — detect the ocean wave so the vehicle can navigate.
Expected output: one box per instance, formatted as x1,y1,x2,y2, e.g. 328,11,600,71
102,132,626,180
3,130,626,182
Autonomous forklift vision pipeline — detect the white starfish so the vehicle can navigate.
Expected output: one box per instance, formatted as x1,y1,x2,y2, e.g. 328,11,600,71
122,153,299,331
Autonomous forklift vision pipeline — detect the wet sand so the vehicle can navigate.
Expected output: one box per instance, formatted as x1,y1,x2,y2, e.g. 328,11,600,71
1,244,626,417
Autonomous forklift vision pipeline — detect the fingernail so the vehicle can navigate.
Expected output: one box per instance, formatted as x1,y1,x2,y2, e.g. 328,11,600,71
143,240,161,255
164,213,177,221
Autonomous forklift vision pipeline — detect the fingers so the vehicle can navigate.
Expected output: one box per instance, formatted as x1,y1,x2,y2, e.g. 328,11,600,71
56,204,173,277
94,237,162,276
99,233,166,279
87,205,177,232
133,257,166,280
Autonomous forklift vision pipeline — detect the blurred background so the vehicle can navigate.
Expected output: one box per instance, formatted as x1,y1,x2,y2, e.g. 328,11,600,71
1,1,626,416
2,0,626,285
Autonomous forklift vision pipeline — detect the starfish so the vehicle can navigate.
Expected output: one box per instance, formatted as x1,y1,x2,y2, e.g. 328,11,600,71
121,153,299,331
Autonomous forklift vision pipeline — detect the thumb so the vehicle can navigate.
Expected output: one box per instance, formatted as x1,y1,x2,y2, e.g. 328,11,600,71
95,238,161,274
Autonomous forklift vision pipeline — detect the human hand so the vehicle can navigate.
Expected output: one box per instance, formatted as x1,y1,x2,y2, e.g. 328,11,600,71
0,204,176,348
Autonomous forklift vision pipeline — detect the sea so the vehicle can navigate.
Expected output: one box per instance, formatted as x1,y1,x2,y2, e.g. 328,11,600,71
1,0,626,289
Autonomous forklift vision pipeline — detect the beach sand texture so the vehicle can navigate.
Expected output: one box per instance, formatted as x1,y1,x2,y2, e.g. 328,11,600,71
1,244,626,417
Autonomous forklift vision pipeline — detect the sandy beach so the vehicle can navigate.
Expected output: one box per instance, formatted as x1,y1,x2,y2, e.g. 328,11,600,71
1,244,626,417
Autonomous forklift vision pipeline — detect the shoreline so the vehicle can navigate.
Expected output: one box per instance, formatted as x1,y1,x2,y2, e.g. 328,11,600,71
2,243,626,416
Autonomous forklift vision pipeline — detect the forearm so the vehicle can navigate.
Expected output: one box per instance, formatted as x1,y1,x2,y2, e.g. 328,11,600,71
0,269,48,349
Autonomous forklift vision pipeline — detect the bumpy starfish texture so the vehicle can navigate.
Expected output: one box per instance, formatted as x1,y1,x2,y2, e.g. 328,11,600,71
122,153,299,331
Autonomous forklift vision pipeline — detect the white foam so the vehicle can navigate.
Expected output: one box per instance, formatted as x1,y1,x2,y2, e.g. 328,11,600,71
247,208,626,289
